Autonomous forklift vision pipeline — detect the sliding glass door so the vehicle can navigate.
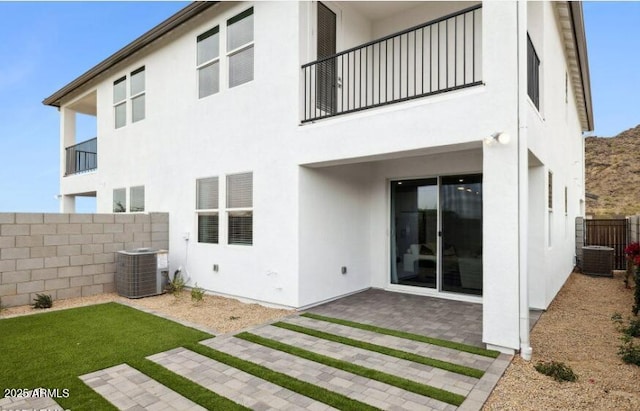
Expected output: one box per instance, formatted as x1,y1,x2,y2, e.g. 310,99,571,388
391,179,438,289
390,174,483,295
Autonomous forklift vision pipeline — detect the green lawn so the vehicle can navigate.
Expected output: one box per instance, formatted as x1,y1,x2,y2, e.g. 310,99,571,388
0,303,228,410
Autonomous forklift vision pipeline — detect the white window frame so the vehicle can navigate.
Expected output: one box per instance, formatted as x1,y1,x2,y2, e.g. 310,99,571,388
113,188,126,213
113,77,127,129
129,185,145,212
130,67,146,123
226,7,254,88
226,172,253,246
113,66,145,128
197,26,221,99
196,176,220,244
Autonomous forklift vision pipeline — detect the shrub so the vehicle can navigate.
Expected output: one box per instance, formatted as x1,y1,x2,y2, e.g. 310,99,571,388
623,318,640,338
32,294,53,309
618,338,640,366
534,361,577,382
166,269,185,296
191,283,205,303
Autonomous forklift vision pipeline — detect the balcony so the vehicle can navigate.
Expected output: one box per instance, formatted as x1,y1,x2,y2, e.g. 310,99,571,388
65,137,97,176
302,4,482,123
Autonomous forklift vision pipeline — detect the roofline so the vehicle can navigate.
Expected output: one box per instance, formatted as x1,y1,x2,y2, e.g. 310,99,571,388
569,1,594,131
43,1,218,108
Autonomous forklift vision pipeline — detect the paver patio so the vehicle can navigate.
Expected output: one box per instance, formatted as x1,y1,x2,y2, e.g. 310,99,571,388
78,289,512,410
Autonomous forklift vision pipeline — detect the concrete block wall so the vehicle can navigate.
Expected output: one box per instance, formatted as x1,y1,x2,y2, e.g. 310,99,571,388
0,212,169,308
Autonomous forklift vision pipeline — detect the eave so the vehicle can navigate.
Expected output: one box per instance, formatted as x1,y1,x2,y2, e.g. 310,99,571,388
42,1,218,108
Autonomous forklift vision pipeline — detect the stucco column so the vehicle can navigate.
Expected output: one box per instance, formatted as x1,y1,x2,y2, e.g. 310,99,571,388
59,107,76,213
481,2,521,352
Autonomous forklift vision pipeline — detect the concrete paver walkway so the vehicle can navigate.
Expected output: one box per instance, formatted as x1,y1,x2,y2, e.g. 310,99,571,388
77,289,511,411
201,335,455,411
0,390,64,411
81,363,205,411
148,347,337,411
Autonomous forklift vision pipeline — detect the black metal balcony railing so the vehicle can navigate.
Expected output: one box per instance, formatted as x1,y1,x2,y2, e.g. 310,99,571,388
302,5,483,123
65,137,97,176
527,34,540,110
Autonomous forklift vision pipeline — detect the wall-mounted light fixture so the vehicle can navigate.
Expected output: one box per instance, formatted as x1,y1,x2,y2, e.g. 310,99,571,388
484,131,511,146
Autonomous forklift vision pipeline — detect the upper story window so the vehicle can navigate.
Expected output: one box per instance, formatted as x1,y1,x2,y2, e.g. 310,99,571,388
130,68,146,123
113,78,127,129
227,8,254,88
113,66,146,128
527,34,540,110
196,176,219,244
197,26,220,98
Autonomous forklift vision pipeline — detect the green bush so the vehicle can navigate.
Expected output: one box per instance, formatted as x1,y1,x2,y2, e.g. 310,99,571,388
618,338,640,366
191,283,205,303
166,270,185,296
623,318,640,338
32,294,53,309
534,361,577,382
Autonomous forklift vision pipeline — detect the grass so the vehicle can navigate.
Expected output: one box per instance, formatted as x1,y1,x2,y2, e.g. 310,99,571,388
236,332,466,406
0,302,222,410
273,321,484,378
187,342,381,411
302,312,500,358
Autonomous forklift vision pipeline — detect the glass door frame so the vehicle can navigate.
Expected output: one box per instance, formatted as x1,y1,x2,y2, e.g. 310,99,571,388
388,173,483,301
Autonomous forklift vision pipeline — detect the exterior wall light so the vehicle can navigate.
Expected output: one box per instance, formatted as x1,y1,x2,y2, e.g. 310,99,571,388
484,131,511,145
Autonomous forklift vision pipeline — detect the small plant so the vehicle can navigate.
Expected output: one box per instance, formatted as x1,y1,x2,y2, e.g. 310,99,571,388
618,337,640,366
166,269,185,296
229,316,240,321
32,294,53,309
0,297,5,314
534,361,577,382
622,318,640,338
191,283,205,303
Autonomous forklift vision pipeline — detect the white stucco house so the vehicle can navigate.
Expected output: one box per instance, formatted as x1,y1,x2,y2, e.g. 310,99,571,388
44,1,593,354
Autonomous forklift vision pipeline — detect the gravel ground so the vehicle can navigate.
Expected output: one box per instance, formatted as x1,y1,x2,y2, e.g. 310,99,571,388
484,271,640,410
0,290,293,334
2,272,638,410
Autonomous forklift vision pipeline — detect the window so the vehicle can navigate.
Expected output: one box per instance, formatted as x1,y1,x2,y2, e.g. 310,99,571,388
227,172,253,245
113,66,145,128
527,34,540,110
227,8,254,88
130,186,145,212
564,186,568,215
113,188,126,213
196,177,219,244
113,77,127,128
130,67,146,122
197,26,220,98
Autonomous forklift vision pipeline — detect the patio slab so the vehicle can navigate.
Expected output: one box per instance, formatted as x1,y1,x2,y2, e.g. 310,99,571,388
306,289,485,347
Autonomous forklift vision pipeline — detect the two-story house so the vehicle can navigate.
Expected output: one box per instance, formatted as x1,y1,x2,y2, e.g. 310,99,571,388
44,1,593,354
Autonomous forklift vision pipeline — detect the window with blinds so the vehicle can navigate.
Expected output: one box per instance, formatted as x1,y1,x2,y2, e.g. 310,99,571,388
227,8,254,88
113,188,126,213
316,2,337,113
227,172,252,245
197,26,220,98
130,186,145,212
131,67,145,123
113,66,145,128
113,77,127,129
196,177,219,244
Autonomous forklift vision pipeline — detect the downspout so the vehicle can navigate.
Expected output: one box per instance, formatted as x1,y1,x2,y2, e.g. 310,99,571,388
517,0,532,361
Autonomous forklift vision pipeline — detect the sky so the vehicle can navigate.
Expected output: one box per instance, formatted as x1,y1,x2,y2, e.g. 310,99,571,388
0,1,638,213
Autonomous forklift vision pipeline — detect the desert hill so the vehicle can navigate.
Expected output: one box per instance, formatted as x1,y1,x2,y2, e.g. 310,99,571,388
585,124,640,217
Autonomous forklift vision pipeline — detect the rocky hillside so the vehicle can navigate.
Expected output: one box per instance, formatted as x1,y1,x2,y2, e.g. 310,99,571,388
585,124,640,217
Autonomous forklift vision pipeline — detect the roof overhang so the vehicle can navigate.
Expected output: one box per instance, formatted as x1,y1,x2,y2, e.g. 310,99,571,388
555,1,594,132
43,1,218,108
